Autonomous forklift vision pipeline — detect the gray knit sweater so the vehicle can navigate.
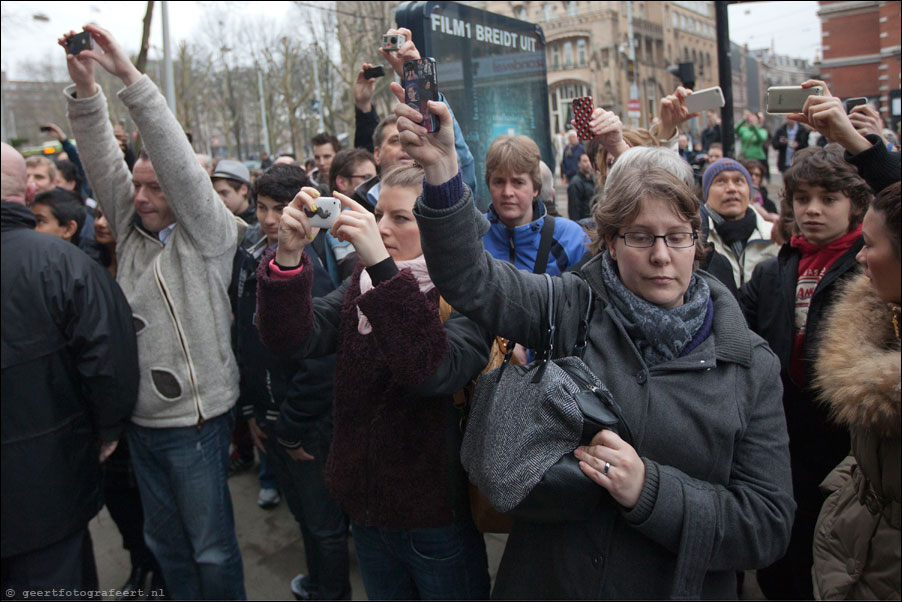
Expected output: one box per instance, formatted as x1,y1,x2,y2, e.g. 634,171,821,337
66,75,245,427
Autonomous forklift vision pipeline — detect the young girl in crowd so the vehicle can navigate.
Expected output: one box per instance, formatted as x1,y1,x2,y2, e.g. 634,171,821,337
255,165,492,600
811,182,900,600
393,90,794,599
739,145,872,599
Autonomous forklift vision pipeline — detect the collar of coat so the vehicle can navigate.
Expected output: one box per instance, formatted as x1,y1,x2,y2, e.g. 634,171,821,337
813,274,901,438
579,252,754,368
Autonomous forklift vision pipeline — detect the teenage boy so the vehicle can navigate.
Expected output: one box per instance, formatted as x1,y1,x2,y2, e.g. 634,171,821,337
739,145,871,600
231,164,350,601
30,188,86,245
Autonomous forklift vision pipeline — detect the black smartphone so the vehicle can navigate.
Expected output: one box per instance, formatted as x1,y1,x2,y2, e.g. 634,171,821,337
363,65,385,79
40,126,53,133
844,97,868,114
402,58,439,133
65,31,94,55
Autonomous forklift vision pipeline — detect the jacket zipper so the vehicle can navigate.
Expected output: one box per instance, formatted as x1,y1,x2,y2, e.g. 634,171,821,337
153,255,204,428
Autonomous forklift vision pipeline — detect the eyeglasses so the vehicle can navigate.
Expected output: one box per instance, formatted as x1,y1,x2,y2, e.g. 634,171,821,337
618,232,697,248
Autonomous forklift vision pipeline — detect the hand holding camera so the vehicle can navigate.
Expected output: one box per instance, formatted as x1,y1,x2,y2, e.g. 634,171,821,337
275,187,326,268
391,82,457,186
658,86,697,139
787,80,872,155
329,194,389,268
585,106,629,159
354,63,381,112
59,25,142,96
379,28,420,78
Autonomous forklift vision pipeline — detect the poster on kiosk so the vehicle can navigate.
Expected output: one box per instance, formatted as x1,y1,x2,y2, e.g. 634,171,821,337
396,1,552,210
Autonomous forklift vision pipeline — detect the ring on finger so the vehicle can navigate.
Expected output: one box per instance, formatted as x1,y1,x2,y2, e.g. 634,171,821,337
603,461,611,476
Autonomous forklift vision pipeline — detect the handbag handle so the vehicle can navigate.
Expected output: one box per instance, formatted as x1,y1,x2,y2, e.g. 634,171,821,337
530,274,555,383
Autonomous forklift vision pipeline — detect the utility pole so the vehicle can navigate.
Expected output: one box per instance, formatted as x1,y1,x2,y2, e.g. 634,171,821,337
715,2,735,158
257,68,271,156
311,43,326,134
626,1,640,128
161,0,176,115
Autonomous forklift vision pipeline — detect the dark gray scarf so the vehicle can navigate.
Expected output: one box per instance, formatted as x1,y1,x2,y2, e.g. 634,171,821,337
601,252,710,367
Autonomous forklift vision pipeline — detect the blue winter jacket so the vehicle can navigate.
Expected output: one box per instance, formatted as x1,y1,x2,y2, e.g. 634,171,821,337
482,200,589,276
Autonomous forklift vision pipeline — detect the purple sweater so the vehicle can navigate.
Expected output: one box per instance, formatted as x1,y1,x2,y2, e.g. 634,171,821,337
256,254,490,528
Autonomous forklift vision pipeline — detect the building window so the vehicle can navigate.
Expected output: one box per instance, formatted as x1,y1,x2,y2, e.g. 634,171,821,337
672,12,679,27
602,47,610,67
517,7,527,20
563,41,574,69
567,1,578,17
550,81,592,134
551,44,561,70
543,3,554,21
577,39,588,67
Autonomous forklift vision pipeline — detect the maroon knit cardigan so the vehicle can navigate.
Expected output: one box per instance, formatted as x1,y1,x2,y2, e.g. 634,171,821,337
256,255,468,528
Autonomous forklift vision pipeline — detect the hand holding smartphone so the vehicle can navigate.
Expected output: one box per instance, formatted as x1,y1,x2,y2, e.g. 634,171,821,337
685,86,725,114
403,58,440,133
304,197,341,229
65,30,94,55
571,97,594,141
766,85,824,114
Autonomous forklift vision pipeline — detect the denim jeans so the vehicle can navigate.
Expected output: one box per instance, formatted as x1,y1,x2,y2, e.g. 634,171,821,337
264,430,350,600
350,519,490,600
128,413,245,600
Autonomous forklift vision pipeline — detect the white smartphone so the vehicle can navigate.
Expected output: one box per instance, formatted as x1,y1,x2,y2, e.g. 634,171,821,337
766,86,824,114
305,197,341,229
685,86,725,113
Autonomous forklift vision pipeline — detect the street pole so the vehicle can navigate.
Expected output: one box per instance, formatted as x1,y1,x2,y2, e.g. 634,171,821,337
626,1,640,128
161,0,176,115
715,2,734,158
257,68,271,156
311,43,325,134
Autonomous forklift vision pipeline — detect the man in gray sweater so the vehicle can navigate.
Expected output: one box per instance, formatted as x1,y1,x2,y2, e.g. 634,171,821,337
62,25,246,599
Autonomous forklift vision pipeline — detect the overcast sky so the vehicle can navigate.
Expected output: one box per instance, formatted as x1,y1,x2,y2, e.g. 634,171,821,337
0,1,823,81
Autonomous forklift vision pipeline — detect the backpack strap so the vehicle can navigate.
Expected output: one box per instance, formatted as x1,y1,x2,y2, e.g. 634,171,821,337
532,216,556,275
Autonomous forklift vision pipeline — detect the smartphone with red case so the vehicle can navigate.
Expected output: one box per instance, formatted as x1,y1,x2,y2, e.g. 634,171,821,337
403,58,440,133
571,96,594,141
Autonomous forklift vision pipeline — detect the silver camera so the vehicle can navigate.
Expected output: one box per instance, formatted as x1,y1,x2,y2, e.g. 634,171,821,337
382,33,407,52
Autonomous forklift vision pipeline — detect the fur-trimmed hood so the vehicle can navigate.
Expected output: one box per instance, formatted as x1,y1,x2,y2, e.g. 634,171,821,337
814,274,901,438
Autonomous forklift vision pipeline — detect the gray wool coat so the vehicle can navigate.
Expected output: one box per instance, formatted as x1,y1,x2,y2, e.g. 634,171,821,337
414,185,795,599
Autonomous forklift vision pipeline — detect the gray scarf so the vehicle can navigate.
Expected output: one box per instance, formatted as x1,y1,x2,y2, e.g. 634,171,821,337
601,252,710,367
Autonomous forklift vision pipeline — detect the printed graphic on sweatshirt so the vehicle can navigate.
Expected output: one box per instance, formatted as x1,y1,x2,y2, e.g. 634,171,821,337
794,266,827,332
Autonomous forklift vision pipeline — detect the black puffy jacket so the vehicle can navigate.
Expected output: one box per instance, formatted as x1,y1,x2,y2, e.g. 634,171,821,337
1,202,138,557
739,240,862,508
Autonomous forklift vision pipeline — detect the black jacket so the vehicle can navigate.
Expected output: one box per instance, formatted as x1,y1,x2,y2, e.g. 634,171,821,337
846,134,901,195
231,240,337,449
566,172,595,221
772,123,810,172
1,202,138,557
739,240,862,508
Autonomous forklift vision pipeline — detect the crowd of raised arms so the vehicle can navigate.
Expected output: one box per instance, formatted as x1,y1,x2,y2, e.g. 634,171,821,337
1,22,900,602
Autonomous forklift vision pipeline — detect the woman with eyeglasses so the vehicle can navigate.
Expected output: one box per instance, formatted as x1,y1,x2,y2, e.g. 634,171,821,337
393,91,794,598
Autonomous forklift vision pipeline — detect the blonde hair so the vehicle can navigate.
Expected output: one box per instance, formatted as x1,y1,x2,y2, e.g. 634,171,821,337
484,135,542,196
380,164,425,191
25,155,57,181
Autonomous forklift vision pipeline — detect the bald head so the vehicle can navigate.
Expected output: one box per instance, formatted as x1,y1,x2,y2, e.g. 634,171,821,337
1,143,28,204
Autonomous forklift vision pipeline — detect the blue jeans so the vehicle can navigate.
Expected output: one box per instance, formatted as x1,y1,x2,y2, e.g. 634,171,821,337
128,413,245,600
350,519,490,600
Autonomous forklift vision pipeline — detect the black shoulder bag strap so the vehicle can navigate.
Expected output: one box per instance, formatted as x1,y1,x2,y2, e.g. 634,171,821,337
532,216,556,275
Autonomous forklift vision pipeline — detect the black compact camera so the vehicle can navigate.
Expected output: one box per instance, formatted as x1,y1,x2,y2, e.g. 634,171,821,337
65,31,94,55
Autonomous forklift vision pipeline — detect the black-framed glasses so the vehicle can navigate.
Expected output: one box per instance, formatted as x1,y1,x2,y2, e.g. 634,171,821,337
619,232,697,248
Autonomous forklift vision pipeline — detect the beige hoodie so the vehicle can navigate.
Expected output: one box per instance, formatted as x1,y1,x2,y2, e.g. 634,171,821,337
66,75,246,427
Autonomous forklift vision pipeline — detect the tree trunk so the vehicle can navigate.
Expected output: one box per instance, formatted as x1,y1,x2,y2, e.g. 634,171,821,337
135,1,155,73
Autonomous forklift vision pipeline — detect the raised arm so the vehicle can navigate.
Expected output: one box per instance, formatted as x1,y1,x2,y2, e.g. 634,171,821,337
61,29,135,239
65,25,238,254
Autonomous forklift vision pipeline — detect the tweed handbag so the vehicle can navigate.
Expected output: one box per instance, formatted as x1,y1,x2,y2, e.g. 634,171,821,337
460,273,633,522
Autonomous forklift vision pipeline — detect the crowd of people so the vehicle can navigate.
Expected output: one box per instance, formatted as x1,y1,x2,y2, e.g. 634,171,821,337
1,21,899,602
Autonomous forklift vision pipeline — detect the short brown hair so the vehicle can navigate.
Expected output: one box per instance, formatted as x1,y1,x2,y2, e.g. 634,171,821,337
590,166,706,266
328,148,376,192
781,144,872,236
373,116,399,150
484,135,542,197
872,181,901,258
380,164,424,192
